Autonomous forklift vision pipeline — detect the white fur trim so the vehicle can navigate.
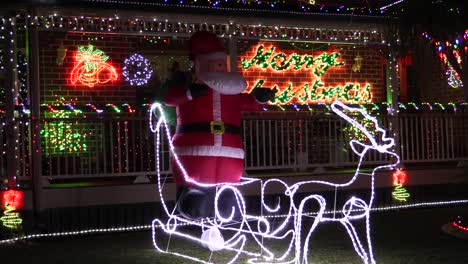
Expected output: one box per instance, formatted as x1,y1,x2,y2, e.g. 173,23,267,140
212,91,222,146
198,72,247,95
174,145,244,159
186,89,193,100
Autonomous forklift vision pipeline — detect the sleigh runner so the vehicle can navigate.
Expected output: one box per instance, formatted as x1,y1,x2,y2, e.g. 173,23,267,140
149,100,399,264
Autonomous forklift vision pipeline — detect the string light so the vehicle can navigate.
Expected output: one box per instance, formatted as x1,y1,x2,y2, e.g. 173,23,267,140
240,43,373,105
259,101,467,112
149,101,399,264
1,199,468,245
22,13,387,45
122,53,153,86
70,44,118,87
452,220,468,232
379,0,405,10
40,98,89,155
82,0,396,16
423,31,466,89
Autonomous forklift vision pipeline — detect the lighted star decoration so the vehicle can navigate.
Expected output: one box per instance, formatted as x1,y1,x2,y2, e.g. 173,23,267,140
392,170,410,202
149,100,399,264
70,45,118,87
122,53,153,86
0,190,23,229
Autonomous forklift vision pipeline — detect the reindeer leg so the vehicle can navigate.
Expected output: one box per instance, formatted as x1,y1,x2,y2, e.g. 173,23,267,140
340,219,370,264
295,194,326,264
364,212,377,264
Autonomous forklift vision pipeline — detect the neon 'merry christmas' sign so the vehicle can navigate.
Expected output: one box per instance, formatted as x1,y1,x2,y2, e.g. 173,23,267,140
70,45,118,87
240,44,372,104
149,100,398,264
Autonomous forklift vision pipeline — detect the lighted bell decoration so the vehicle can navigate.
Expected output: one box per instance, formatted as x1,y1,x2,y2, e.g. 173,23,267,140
352,54,363,73
56,44,68,65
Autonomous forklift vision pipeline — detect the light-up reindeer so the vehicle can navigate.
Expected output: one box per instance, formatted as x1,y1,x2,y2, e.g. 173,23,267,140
149,100,399,264
283,101,400,264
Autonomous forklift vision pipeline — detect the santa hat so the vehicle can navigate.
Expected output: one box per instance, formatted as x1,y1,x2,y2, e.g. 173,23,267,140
189,31,226,61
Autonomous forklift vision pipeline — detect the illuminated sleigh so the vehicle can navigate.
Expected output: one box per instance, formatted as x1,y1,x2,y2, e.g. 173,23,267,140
149,101,399,264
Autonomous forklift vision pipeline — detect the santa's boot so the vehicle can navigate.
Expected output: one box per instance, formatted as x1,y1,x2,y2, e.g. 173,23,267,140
201,226,225,251
176,186,214,220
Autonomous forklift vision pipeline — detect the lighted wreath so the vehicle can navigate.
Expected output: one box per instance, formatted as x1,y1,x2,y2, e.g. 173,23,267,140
122,53,153,86
70,45,118,87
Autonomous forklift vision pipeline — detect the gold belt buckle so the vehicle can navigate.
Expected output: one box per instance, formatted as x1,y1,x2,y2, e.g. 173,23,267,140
210,121,225,134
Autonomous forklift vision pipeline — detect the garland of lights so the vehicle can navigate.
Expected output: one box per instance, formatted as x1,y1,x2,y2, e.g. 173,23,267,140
70,45,118,87
149,100,399,264
1,101,465,115
240,44,373,105
122,53,153,86
262,101,468,113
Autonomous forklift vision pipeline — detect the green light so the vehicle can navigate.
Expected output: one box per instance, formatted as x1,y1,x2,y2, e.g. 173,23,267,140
41,108,89,155
0,205,22,229
77,45,109,73
392,183,410,202
269,80,372,104
241,45,344,77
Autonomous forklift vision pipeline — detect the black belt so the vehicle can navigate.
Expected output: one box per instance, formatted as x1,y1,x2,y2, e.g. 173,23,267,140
176,121,241,135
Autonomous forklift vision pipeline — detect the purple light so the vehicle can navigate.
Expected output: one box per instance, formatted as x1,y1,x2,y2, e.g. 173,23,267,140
123,53,153,86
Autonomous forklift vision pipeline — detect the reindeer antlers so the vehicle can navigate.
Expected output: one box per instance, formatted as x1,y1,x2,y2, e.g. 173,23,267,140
331,101,395,152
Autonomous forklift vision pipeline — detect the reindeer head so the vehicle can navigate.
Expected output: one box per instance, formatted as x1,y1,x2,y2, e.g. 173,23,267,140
331,101,395,158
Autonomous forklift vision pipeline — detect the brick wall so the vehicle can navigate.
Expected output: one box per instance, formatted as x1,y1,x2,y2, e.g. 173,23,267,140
427,58,465,102
39,34,387,107
237,41,385,104
39,32,140,106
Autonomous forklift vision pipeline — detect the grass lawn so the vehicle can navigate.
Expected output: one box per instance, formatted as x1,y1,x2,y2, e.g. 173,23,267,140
1,206,468,264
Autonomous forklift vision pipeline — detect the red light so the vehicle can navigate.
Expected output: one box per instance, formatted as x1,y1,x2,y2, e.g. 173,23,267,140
70,46,118,87
392,170,407,185
2,190,24,210
452,221,468,232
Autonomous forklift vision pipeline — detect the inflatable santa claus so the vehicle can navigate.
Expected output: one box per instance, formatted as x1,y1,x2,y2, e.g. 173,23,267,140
163,31,275,220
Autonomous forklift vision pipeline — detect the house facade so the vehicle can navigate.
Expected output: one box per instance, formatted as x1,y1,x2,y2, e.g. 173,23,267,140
0,0,467,232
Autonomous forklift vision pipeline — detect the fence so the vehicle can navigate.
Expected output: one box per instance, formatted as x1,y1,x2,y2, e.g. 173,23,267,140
0,110,467,187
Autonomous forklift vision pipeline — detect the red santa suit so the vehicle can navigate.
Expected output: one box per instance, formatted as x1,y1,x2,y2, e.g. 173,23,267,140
163,79,261,186
162,31,274,220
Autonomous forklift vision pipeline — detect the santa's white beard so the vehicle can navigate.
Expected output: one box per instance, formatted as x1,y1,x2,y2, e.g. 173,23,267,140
198,72,247,95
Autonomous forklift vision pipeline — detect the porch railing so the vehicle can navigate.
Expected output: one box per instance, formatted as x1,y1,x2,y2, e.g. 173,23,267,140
1,111,467,186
